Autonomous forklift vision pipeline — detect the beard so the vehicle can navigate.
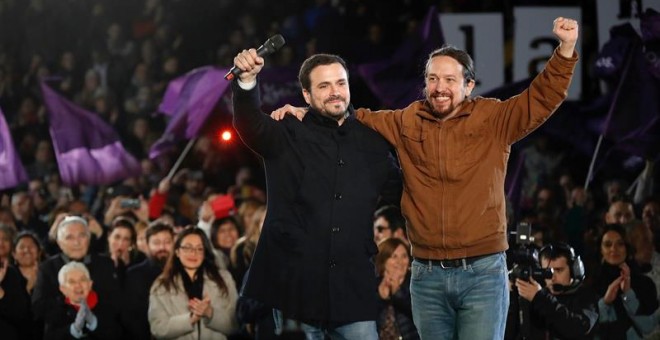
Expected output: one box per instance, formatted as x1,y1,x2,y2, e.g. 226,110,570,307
318,95,348,119
153,251,170,267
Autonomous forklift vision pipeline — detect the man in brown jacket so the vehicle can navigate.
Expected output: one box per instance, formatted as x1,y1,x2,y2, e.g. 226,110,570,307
274,17,579,339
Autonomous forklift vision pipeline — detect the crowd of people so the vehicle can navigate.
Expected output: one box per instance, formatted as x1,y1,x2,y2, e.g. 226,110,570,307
1,1,660,340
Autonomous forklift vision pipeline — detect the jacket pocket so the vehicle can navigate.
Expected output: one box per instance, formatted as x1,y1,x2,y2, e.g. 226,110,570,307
401,125,427,167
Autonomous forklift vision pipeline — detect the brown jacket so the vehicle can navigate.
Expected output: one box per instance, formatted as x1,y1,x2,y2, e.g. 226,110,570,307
356,48,578,260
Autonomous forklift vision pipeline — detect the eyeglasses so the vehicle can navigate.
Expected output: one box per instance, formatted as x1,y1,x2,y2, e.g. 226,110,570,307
179,245,205,254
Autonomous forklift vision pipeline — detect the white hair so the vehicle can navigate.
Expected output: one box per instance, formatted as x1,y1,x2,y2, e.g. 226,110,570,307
58,261,91,286
56,216,90,241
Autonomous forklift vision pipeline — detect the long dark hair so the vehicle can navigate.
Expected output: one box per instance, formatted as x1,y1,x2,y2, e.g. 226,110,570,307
155,226,228,296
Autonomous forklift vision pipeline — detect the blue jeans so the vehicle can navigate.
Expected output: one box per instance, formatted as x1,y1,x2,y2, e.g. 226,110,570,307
273,309,378,340
410,252,509,340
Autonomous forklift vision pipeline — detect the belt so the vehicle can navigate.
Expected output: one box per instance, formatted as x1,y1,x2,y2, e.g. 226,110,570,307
414,253,493,269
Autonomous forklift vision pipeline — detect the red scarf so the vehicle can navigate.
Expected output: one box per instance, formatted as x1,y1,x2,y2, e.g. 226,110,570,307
64,290,98,311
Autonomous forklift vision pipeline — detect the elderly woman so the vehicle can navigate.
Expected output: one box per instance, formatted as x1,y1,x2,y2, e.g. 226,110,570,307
375,238,419,340
591,224,659,339
149,227,238,339
43,261,119,340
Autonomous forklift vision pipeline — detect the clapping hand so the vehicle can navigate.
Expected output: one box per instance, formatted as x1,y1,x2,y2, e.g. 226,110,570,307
379,267,406,299
189,295,213,321
73,303,87,332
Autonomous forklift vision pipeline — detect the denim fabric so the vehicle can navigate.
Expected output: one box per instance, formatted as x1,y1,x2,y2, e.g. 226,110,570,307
410,252,509,340
273,309,377,340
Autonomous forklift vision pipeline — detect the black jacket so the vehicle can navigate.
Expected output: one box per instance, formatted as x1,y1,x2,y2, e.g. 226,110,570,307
43,292,120,340
376,274,419,340
507,284,599,340
122,258,163,339
0,265,31,340
232,81,400,325
31,253,121,331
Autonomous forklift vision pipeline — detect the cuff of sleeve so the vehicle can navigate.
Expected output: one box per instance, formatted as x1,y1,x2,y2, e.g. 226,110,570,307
70,324,84,339
621,289,635,302
86,313,98,331
237,79,257,90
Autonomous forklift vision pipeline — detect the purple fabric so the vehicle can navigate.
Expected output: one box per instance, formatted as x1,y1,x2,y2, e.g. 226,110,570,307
158,76,187,116
641,8,660,43
356,6,444,109
149,66,231,159
505,151,525,218
40,81,141,186
598,24,660,156
0,107,29,190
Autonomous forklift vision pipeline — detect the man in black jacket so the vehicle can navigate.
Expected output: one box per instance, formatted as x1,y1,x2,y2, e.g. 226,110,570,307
231,50,400,339
122,222,174,339
512,242,599,339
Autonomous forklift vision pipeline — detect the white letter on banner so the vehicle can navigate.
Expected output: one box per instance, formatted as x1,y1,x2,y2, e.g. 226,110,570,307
513,7,582,100
440,13,505,95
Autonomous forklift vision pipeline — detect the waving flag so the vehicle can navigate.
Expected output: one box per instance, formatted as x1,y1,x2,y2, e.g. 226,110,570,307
40,81,141,186
0,106,28,190
149,66,231,159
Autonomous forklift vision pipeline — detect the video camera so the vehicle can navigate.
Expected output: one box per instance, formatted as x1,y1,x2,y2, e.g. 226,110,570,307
508,222,552,282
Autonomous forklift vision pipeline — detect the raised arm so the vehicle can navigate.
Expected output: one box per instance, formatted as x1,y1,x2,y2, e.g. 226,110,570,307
231,49,286,157
493,17,579,145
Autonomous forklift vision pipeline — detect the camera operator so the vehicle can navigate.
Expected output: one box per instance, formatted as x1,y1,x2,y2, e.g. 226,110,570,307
512,242,599,339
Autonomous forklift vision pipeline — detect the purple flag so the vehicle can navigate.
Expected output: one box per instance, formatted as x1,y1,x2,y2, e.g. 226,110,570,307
158,75,187,117
594,21,660,159
40,81,141,186
0,107,29,190
149,66,231,159
357,6,444,109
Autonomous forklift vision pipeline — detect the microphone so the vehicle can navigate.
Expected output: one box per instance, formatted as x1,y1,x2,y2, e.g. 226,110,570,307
224,34,286,81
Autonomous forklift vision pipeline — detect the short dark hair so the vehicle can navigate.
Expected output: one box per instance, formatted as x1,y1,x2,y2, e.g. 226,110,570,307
298,54,349,92
425,45,475,83
374,205,406,233
145,221,175,243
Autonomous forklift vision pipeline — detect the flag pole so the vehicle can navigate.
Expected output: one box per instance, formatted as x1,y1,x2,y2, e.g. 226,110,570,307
584,134,604,191
166,138,197,181
583,42,637,191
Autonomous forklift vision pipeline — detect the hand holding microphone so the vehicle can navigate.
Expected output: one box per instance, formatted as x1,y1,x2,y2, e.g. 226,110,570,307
225,34,286,82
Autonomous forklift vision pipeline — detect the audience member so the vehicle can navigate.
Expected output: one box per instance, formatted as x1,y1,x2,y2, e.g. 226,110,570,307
123,221,175,339
44,261,120,339
149,227,238,339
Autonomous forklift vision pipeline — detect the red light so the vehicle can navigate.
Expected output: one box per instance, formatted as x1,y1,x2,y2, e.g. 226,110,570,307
219,129,232,142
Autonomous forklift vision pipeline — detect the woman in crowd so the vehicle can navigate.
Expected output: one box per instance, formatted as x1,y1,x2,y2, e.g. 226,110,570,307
107,217,145,285
44,261,119,340
209,216,242,270
149,226,238,339
230,204,266,286
12,231,44,294
375,237,419,340
591,224,659,339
